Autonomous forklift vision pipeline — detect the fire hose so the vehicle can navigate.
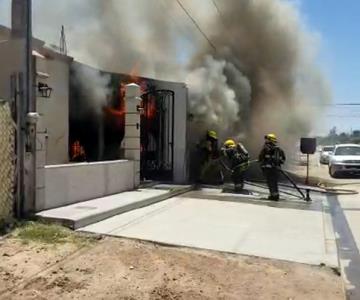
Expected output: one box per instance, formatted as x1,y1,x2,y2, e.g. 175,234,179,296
220,159,309,200
219,159,358,201
219,158,258,173
245,178,358,200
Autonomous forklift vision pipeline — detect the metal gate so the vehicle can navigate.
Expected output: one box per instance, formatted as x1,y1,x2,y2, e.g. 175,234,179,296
140,90,174,181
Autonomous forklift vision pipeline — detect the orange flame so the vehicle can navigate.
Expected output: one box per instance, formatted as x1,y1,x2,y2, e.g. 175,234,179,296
144,95,157,119
70,140,86,162
129,61,141,82
105,63,149,128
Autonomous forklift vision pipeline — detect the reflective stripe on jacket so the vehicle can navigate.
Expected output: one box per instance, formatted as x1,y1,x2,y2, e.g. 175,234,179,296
258,143,286,168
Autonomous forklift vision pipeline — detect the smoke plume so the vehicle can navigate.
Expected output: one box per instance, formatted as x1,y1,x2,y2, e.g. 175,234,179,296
187,0,331,151
187,55,252,139
22,0,331,150
29,0,192,81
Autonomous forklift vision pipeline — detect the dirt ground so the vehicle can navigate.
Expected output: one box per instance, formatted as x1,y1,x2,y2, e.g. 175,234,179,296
0,231,344,300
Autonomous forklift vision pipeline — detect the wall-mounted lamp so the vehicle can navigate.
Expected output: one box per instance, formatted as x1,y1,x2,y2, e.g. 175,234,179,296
37,82,53,98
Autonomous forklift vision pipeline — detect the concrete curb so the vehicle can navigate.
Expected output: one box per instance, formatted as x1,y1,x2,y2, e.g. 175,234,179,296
105,234,345,271
37,186,194,230
322,196,341,270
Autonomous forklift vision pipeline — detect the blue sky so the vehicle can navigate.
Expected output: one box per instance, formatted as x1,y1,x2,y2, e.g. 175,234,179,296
299,0,360,134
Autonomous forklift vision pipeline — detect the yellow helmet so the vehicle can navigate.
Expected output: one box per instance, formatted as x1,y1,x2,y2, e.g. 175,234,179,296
224,139,236,148
265,133,277,143
207,130,218,140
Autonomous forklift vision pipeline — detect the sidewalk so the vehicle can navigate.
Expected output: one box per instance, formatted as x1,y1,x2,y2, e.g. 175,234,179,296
36,184,192,229
79,187,338,267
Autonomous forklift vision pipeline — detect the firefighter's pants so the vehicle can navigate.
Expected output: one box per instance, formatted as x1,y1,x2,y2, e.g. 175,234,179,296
200,159,224,185
232,168,245,192
263,168,279,197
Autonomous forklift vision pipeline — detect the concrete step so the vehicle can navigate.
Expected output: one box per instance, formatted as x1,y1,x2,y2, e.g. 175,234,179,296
36,185,193,229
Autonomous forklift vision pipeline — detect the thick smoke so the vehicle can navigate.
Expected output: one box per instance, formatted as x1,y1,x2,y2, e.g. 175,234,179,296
187,55,252,139
30,0,193,81
21,0,331,151
188,0,331,151
27,0,200,117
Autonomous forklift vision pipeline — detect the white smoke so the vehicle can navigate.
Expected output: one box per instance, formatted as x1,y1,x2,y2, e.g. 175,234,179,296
187,55,251,136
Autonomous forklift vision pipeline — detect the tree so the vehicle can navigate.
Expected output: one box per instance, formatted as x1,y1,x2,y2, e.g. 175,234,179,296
339,132,348,143
329,127,337,137
353,130,360,137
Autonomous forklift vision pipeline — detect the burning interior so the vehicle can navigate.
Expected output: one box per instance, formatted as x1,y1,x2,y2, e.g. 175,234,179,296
69,62,184,182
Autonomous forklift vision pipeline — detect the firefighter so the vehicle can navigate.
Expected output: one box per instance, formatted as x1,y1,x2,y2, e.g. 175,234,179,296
196,130,220,183
202,130,219,159
258,133,286,201
221,139,250,192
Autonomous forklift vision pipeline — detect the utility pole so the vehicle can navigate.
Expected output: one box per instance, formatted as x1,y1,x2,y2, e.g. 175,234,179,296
12,0,36,216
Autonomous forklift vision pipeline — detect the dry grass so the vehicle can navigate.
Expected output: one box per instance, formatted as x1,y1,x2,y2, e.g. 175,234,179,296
12,222,95,245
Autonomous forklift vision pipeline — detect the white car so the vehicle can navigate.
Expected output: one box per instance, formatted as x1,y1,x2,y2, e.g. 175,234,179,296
329,144,360,178
320,145,334,164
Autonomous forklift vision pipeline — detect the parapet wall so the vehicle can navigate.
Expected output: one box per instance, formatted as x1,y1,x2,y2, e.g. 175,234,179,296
36,160,135,211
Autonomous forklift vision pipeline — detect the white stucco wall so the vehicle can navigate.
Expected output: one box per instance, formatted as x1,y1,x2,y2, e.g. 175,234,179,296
37,160,135,211
0,33,71,166
0,25,45,101
0,40,21,100
36,54,71,165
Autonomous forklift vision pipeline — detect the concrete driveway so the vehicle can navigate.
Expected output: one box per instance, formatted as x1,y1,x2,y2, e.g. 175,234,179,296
79,188,338,267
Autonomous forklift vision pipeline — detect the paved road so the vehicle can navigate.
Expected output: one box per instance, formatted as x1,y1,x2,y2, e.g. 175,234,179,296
289,152,360,186
294,158,360,299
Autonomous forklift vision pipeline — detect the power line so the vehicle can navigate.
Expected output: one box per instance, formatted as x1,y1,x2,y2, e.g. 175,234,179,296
210,0,233,44
174,0,359,109
159,0,194,45
175,0,217,51
319,103,360,106
334,103,360,106
210,0,360,112
211,0,223,20
209,0,245,72
325,115,360,118
308,103,360,107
